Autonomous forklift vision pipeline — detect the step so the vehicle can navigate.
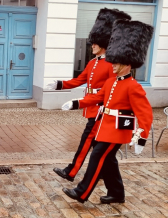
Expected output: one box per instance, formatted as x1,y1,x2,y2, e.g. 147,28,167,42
0,99,37,109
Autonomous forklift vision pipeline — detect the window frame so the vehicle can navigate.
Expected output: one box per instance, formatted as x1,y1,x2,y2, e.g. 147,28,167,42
78,0,157,6
77,0,158,86
0,0,37,6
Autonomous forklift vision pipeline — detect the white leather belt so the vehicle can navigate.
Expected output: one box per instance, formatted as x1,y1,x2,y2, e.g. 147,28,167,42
86,88,100,94
103,108,118,116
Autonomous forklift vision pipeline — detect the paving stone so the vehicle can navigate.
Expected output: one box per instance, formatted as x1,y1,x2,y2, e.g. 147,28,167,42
60,208,79,218
35,207,48,217
10,214,24,218
135,203,159,215
49,211,65,218
88,207,105,217
0,207,9,217
124,201,140,212
80,214,95,218
142,199,162,208
88,193,100,204
70,202,88,214
53,196,70,209
132,211,151,218
35,195,51,206
148,214,167,218
24,181,45,197
29,201,41,209
113,204,130,213
0,197,13,207
156,208,168,217
108,216,126,218
126,196,142,206
96,204,120,216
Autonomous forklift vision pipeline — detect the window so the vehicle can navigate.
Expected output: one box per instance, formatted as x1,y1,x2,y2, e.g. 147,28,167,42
79,0,155,2
0,0,36,6
74,1,156,83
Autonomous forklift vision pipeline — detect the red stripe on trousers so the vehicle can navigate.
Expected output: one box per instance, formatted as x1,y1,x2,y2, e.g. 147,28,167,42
80,143,115,200
69,121,99,178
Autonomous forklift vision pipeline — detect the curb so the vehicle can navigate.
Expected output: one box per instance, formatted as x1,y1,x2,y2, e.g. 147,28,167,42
0,158,168,166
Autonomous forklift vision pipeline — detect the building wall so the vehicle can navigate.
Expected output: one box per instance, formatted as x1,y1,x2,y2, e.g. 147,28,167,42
33,0,48,88
44,0,78,86
153,0,168,86
33,0,80,108
144,0,168,107
33,0,48,107
33,0,168,109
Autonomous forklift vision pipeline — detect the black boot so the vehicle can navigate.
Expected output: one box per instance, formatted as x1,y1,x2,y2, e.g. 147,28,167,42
100,196,125,204
53,168,74,182
62,188,85,203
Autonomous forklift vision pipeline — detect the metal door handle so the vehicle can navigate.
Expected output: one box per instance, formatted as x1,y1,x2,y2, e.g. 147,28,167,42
10,60,15,70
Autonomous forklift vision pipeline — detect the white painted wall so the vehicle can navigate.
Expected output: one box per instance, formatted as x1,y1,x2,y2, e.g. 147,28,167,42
33,0,79,109
43,0,78,88
152,0,168,87
33,0,48,88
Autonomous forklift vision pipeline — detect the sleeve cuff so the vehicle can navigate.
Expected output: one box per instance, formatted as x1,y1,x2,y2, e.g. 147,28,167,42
56,81,62,90
72,100,79,110
137,138,146,146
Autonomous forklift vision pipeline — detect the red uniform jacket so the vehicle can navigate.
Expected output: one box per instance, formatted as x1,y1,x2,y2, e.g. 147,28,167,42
60,57,115,118
78,75,153,144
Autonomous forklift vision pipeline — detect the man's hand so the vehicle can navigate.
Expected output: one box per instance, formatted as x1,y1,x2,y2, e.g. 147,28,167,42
46,80,58,90
129,141,144,154
62,101,73,110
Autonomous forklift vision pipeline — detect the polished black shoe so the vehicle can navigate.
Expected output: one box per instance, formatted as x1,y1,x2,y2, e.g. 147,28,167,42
100,196,125,204
62,188,85,203
53,168,74,182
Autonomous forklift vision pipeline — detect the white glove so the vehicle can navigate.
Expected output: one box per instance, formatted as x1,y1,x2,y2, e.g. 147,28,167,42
62,101,73,110
46,80,58,90
129,141,144,155
135,144,144,154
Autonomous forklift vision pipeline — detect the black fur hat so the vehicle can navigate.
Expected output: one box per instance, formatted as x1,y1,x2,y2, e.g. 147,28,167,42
106,19,154,68
88,8,131,49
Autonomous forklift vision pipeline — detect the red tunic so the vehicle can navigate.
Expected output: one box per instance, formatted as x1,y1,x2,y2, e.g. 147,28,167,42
62,57,115,118
78,76,153,144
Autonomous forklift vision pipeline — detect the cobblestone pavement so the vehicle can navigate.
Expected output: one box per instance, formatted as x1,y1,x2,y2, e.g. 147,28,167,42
0,107,167,217
0,162,168,218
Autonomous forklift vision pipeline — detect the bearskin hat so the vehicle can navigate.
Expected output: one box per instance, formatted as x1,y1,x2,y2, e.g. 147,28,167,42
88,8,131,49
106,19,154,69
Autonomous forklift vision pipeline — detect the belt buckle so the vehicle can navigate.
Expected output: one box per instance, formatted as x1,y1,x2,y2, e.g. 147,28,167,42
104,108,110,115
88,88,92,94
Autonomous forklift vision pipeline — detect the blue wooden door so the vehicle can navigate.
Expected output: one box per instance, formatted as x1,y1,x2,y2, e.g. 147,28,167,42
7,13,36,99
0,12,36,99
0,13,8,99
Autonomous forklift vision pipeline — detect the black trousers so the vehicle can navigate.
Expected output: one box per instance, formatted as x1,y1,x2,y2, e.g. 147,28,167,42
74,142,125,201
64,118,99,178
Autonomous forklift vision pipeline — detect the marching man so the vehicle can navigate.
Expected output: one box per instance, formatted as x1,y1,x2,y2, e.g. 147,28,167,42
61,19,154,204
47,8,131,182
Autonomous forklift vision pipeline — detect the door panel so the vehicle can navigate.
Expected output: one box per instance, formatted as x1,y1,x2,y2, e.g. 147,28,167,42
7,13,36,99
0,13,8,99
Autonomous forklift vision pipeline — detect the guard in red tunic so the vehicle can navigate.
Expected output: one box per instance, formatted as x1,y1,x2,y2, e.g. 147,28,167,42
47,8,131,182
61,19,154,204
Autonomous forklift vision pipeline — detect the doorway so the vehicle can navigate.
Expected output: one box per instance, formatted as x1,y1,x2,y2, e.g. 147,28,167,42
0,9,36,99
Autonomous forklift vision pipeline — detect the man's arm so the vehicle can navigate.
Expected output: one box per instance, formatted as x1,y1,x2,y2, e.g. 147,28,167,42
129,83,153,146
62,83,106,110
46,63,90,90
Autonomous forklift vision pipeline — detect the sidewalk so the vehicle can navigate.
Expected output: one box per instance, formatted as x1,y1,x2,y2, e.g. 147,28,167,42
0,107,167,218
0,107,167,163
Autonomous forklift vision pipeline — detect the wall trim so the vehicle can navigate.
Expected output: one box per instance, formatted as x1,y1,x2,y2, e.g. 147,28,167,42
0,6,38,14
78,0,157,6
